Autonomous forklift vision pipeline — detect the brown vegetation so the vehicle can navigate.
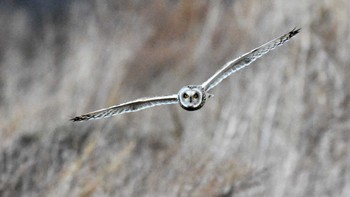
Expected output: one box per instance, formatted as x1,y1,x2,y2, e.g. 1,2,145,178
0,0,349,196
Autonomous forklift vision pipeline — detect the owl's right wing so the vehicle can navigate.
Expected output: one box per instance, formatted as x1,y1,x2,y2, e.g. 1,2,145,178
71,94,178,121
201,28,300,92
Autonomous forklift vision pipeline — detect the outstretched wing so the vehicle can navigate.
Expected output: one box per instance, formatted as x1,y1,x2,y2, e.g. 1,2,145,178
201,28,300,92
71,94,178,121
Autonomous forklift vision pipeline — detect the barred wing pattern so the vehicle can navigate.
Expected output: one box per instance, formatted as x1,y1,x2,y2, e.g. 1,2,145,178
202,28,300,92
71,95,178,121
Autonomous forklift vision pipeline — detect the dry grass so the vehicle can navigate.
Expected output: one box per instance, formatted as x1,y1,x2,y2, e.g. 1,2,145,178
0,0,350,196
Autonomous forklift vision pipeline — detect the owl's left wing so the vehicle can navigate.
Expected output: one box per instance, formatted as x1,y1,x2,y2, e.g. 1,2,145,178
201,28,300,92
71,94,178,121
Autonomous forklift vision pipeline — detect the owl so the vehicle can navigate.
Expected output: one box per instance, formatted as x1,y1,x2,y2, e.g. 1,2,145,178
71,28,300,121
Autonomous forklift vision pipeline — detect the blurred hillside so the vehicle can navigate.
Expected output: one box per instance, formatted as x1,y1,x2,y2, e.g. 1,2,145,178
0,0,349,196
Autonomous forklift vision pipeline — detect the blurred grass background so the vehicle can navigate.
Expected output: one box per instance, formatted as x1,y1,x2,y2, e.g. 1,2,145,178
0,0,349,196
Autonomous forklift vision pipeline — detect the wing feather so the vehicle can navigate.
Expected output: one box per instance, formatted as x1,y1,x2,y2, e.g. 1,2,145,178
202,28,300,91
71,94,178,121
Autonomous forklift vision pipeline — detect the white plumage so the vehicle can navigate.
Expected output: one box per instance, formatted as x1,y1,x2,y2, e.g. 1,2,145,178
71,28,300,121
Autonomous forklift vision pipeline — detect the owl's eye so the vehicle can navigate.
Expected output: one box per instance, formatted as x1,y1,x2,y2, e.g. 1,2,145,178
183,93,189,98
193,93,199,99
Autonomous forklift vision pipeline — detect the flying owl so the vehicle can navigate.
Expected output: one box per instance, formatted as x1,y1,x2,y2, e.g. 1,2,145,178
71,28,300,121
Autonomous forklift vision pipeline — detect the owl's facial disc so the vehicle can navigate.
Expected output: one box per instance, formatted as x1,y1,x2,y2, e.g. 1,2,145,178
178,86,206,111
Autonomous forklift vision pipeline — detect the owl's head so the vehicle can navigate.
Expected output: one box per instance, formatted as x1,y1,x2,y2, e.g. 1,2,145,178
178,85,206,111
